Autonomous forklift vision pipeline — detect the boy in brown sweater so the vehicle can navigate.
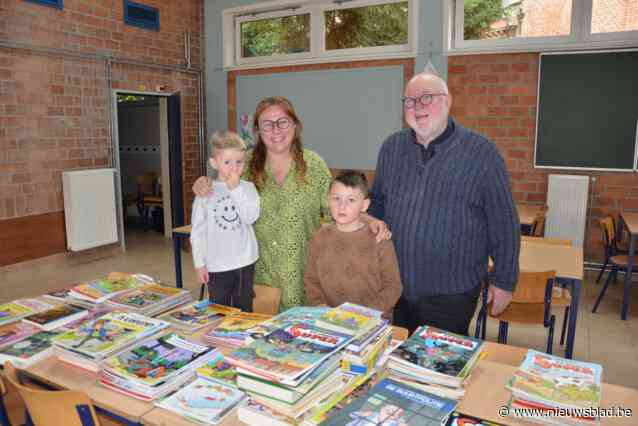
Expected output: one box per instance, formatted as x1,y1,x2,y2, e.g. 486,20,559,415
304,171,402,319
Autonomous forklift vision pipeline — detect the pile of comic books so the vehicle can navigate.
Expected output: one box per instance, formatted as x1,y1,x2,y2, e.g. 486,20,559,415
106,284,191,316
66,275,149,306
157,301,240,333
98,331,220,401
202,311,273,347
0,330,63,368
22,304,88,331
0,299,52,327
386,326,484,400
227,306,355,424
506,350,602,425
52,311,169,372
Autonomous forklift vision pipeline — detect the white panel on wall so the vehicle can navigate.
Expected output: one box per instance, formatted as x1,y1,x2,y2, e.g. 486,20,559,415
62,168,119,251
545,174,589,247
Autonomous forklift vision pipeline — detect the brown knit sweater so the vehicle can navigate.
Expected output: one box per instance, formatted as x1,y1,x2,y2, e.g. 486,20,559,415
304,224,402,319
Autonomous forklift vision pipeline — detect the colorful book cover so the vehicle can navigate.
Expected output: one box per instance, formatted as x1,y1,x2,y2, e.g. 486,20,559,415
52,312,169,359
205,312,272,340
0,330,59,360
508,350,602,409
245,306,330,343
155,377,245,424
0,299,51,325
71,276,145,302
391,326,483,378
226,322,352,380
42,287,74,302
59,305,115,332
23,305,86,328
103,332,213,387
196,352,237,387
318,304,380,335
158,301,239,329
108,285,185,310
445,411,504,425
0,322,39,348
338,302,383,319
320,378,458,426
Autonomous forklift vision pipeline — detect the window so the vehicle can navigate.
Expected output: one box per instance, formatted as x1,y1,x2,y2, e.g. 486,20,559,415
24,0,63,9
124,0,160,31
448,0,638,53
225,0,416,68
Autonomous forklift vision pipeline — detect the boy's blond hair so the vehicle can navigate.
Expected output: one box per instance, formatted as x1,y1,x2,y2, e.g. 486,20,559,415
209,130,246,157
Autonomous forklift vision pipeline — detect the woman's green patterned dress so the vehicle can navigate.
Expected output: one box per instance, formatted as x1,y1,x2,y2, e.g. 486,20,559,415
244,149,332,311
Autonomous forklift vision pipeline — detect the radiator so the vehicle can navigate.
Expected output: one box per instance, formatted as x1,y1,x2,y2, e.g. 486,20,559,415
62,168,119,251
545,174,590,247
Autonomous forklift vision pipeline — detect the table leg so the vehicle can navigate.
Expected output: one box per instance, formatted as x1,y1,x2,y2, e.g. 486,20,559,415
621,235,635,320
173,234,183,289
565,278,581,359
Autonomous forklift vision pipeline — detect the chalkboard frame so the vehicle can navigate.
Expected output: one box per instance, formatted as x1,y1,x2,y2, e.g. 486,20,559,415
533,49,638,172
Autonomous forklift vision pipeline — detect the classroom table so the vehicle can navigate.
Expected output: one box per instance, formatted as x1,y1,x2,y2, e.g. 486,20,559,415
172,225,192,289
618,211,638,320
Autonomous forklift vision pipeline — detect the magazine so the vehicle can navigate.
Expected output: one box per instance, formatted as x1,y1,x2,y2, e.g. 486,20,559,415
317,303,382,337
158,301,240,331
196,352,238,387
0,299,52,326
0,330,60,368
0,322,39,348
70,276,146,304
23,305,88,331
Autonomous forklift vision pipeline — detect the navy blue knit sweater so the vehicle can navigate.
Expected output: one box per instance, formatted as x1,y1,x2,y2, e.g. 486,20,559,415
369,120,520,301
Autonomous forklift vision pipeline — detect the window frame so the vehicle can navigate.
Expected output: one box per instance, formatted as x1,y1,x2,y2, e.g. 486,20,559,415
123,0,160,32
223,0,417,69
24,0,63,9
446,0,638,55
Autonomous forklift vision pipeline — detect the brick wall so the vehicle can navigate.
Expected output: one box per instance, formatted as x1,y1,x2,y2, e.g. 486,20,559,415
448,53,638,261
0,0,204,266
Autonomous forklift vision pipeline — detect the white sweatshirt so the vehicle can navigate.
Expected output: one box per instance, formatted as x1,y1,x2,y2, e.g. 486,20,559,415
190,180,260,272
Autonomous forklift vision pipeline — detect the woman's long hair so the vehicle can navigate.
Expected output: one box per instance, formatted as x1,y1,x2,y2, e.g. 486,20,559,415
249,97,306,191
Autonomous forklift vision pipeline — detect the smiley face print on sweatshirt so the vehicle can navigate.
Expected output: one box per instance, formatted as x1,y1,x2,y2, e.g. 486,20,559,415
213,195,241,231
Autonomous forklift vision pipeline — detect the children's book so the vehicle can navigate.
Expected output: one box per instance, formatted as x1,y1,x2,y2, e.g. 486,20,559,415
225,322,352,381
69,276,146,304
155,377,245,424
316,303,382,337
58,305,115,332
102,332,215,387
0,330,60,368
203,312,272,347
244,306,330,344
0,299,52,326
0,322,39,348
42,286,74,303
23,304,88,331
237,399,297,426
507,350,602,410
338,302,384,319
52,312,169,360
445,411,504,426
157,301,240,331
319,378,458,426
106,284,191,315
196,352,238,387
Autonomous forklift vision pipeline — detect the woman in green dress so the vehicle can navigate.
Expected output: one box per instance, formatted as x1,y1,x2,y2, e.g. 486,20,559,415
194,97,389,311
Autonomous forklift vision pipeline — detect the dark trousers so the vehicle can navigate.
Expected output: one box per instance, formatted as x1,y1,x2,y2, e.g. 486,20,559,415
393,284,481,337
207,263,255,312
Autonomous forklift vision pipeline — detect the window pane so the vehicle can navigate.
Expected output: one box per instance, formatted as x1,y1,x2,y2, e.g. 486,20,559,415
463,0,572,41
591,0,638,34
240,14,310,58
325,2,408,50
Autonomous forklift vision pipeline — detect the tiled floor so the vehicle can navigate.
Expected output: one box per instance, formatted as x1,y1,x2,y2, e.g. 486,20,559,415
2,228,638,389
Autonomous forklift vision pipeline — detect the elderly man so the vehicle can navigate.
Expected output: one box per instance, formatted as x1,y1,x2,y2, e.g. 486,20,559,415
368,72,520,336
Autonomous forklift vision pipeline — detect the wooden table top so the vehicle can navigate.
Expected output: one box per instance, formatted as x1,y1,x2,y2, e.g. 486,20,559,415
620,211,638,236
519,239,583,280
516,204,545,226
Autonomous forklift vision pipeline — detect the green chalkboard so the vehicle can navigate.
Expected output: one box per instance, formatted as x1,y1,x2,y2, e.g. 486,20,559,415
535,51,638,170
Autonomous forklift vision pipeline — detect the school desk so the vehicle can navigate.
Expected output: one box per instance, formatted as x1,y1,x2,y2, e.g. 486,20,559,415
617,211,638,320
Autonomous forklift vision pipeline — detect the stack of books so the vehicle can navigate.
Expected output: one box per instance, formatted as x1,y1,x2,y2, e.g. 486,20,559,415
0,299,52,326
155,377,246,424
202,312,272,347
506,350,602,425
316,303,384,340
52,311,169,372
67,276,146,306
22,304,88,331
106,284,191,316
196,352,238,388
318,377,458,425
0,330,62,368
99,331,220,401
0,322,39,348
158,301,240,333
387,326,484,400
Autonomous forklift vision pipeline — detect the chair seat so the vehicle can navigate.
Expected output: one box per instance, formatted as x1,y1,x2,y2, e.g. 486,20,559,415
489,302,545,324
142,195,163,206
610,255,638,267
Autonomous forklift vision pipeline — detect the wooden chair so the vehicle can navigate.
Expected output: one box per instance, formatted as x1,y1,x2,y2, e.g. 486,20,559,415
475,271,562,354
530,212,546,237
3,362,100,426
521,236,572,245
136,172,163,229
198,283,282,315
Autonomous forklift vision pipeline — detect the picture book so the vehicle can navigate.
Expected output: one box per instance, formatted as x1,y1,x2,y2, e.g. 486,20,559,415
52,312,169,359
103,332,214,387
391,326,484,379
445,411,504,426
317,304,382,336
70,276,146,303
106,284,190,315
155,377,245,424
23,304,88,331
338,302,383,319
158,301,240,330
0,330,60,368
245,306,330,343
196,352,238,387
59,305,115,332
204,312,272,345
226,322,352,381
0,299,52,326
320,378,458,426
42,286,74,303
508,350,602,409
0,322,39,348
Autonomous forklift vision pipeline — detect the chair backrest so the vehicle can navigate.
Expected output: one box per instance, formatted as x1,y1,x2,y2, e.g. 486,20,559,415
136,172,158,195
511,270,556,304
521,236,572,246
252,284,281,315
530,213,546,237
601,216,616,242
3,362,100,426
598,218,611,248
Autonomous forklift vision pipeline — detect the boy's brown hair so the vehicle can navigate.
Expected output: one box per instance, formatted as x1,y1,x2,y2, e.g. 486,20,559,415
331,170,369,198
209,130,246,157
